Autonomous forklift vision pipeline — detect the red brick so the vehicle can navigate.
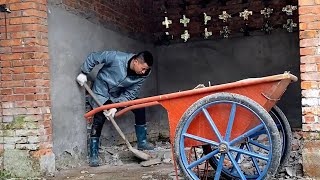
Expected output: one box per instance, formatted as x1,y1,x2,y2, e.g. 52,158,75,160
11,31,38,39
22,9,48,18
1,80,24,87
10,2,37,11
14,87,39,94
13,74,25,80
15,101,33,108
301,81,319,89
300,38,320,47
23,24,48,32
0,25,23,33
20,17,47,25
12,46,45,53
25,0,48,5
0,39,22,46
307,22,320,29
0,89,13,95
301,72,320,80
300,30,317,39
303,114,317,123
0,61,11,68
299,14,316,23
299,0,315,6
1,95,24,102
1,74,12,81
7,10,22,18
9,17,22,25
12,67,24,74
300,47,316,55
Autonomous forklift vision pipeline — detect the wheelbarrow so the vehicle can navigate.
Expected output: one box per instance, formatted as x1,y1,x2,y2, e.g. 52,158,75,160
84,72,297,180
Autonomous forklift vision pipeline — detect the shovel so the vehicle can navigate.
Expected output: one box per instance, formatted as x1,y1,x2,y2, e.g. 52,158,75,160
83,82,150,161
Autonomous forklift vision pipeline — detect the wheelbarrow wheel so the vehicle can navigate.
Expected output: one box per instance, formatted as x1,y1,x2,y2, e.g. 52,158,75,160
269,105,292,171
202,105,292,178
174,92,281,180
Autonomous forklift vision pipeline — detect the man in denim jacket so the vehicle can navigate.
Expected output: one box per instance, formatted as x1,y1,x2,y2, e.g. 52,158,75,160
77,50,154,167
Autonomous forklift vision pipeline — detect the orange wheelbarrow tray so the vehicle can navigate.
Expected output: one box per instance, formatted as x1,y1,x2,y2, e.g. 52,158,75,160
84,72,297,180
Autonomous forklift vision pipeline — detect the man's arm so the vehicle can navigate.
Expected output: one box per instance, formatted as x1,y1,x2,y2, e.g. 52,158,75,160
112,80,144,103
81,51,117,74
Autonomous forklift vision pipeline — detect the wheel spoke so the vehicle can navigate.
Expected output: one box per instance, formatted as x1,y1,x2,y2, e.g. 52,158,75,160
248,138,270,151
227,152,246,180
187,149,219,169
225,103,237,141
183,133,219,146
214,153,225,180
202,108,223,142
230,143,245,174
246,142,262,175
229,146,269,161
230,124,264,146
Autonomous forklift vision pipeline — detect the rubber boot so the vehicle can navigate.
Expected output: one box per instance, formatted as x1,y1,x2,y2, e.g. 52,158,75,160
135,124,154,150
89,137,99,167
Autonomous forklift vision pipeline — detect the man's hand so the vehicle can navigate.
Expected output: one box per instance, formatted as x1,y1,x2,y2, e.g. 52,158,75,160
103,108,117,119
76,73,87,86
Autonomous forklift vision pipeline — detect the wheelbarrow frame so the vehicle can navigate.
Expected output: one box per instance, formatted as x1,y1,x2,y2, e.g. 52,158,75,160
84,72,297,180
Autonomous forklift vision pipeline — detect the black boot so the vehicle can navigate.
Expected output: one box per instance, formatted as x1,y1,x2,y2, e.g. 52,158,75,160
135,124,154,150
89,137,99,167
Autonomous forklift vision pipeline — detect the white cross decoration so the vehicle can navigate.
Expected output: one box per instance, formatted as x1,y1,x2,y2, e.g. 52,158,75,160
181,30,190,42
239,9,253,20
219,11,231,22
283,19,297,32
220,26,231,38
180,15,190,27
260,7,273,18
162,17,172,29
282,5,297,16
203,13,211,25
204,28,212,39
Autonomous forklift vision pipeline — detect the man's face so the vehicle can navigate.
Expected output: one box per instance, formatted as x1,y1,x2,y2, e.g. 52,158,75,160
133,58,150,75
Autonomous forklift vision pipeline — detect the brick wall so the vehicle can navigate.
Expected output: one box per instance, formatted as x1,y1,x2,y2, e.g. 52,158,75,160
0,0,54,177
49,0,154,41
299,0,320,178
152,0,298,42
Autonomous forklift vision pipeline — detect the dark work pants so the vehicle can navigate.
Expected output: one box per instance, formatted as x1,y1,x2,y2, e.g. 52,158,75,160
90,100,146,138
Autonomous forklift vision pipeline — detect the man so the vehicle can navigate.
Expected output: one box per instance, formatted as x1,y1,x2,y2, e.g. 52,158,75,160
76,50,154,167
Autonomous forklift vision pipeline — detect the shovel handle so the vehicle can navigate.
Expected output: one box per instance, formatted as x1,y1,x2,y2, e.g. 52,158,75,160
83,83,103,107
83,82,133,149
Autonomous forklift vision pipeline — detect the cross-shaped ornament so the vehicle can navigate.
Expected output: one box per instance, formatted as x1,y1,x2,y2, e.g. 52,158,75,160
204,28,212,39
162,17,172,29
181,30,190,42
180,15,190,27
282,5,297,16
219,11,231,22
220,26,231,38
283,19,297,32
203,13,211,25
262,20,273,34
239,9,252,20
260,7,273,18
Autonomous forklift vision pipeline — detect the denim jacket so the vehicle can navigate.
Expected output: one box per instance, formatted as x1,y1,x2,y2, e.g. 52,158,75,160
81,51,150,108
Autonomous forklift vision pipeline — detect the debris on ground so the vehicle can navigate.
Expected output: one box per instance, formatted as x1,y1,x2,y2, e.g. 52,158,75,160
43,130,316,180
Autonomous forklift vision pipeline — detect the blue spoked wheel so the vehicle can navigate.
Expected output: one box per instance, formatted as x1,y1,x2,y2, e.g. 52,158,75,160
174,93,281,180
202,105,292,178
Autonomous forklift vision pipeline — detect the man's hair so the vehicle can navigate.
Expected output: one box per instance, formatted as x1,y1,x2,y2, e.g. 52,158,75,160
136,51,153,67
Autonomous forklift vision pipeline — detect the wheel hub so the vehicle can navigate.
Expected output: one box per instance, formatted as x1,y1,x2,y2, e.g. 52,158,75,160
218,143,229,153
